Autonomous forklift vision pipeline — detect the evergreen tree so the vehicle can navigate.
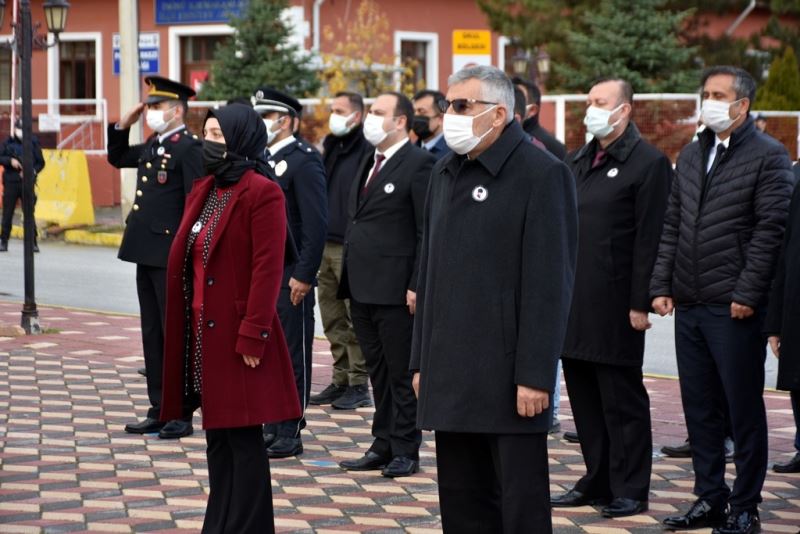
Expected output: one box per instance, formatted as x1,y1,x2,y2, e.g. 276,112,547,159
199,0,320,100
755,47,800,110
556,0,698,93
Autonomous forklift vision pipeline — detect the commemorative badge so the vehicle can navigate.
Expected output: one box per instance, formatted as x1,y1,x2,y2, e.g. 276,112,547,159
607,168,619,178
472,185,488,202
384,183,395,194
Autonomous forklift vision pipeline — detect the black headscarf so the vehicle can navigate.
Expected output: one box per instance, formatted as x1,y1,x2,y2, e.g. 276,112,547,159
204,104,272,187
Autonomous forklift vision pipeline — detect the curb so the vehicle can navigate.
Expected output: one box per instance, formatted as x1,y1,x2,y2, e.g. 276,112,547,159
63,229,122,247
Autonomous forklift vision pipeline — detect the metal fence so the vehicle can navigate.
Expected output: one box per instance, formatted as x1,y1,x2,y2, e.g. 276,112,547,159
0,98,108,155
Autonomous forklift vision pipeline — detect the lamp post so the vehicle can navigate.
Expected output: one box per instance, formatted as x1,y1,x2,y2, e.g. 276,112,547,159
511,48,530,79
0,0,70,334
536,48,551,87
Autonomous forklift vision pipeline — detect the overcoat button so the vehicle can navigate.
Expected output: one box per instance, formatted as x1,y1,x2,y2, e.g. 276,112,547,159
142,177,148,183
207,320,215,328
136,190,142,197
145,162,152,169
207,277,214,286
132,204,139,211
260,331,269,339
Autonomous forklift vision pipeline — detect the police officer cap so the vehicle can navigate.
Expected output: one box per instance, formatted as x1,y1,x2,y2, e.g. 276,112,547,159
251,86,302,117
143,76,196,104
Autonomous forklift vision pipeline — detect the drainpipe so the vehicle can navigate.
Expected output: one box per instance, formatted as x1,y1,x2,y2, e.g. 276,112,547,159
725,0,756,37
313,0,325,52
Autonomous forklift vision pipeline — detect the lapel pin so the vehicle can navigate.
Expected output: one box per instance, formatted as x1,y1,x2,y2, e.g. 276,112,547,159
156,146,165,156
191,221,202,234
607,168,619,178
384,183,395,194
472,185,488,202
275,160,288,177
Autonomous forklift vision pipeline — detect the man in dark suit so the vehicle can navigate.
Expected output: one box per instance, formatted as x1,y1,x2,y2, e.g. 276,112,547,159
253,87,328,459
513,76,567,160
338,91,434,478
0,120,45,252
412,90,450,161
310,92,374,410
410,65,577,532
107,76,203,439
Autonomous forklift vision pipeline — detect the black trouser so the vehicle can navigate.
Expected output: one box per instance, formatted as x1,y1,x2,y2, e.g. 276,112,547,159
136,264,169,420
562,358,652,501
792,391,800,451
266,287,315,439
675,304,768,512
204,426,274,534
435,431,551,534
350,300,421,460
1,179,36,243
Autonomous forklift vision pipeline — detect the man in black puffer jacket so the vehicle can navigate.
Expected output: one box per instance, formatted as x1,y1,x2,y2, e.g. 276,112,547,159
651,66,794,534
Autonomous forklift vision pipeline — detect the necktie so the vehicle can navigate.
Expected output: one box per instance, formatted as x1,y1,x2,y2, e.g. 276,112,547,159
591,149,607,169
708,143,726,176
362,154,386,195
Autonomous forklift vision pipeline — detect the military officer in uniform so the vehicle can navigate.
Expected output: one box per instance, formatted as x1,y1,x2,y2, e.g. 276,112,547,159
252,87,328,458
107,76,204,439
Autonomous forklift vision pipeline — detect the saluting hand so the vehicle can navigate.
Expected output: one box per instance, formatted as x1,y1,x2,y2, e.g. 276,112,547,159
242,354,261,368
629,309,652,331
118,102,146,129
516,385,549,418
652,296,674,317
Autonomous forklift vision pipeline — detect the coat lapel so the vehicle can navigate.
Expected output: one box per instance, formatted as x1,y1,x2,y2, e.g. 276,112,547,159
356,142,410,214
351,151,372,217
206,175,250,261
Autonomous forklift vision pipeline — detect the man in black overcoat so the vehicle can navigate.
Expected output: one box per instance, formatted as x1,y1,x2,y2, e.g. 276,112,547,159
766,169,800,473
410,65,577,533
107,76,204,439
338,92,434,478
551,78,672,518
651,66,794,534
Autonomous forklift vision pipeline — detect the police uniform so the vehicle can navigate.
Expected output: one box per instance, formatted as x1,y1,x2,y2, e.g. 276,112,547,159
107,76,204,437
253,87,328,457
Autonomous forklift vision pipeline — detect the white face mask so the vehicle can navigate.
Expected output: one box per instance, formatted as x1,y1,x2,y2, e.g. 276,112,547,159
145,106,176,134
583,104,624,139
363,113,394,146
263,118,280,146
442,105,496,155
700,99,742,134
329,112,356,137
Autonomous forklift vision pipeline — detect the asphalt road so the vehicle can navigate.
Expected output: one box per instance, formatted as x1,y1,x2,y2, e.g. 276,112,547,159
0,239,779,385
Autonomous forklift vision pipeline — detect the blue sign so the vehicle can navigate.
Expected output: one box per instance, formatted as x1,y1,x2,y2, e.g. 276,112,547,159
155,0,247,25
112,33,160,76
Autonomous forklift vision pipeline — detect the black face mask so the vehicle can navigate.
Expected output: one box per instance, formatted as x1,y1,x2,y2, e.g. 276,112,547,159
411,115,433,140
203,140,232,176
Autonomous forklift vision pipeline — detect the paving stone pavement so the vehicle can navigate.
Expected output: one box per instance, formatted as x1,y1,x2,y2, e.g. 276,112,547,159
0,300,798,533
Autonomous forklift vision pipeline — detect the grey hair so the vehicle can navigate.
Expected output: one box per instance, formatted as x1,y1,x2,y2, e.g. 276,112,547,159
448,65,515,124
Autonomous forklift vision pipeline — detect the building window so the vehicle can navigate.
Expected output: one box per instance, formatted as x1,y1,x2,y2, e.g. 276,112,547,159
180,34,229,94
59,40,95,114
0,47,11,100
400,40,428,89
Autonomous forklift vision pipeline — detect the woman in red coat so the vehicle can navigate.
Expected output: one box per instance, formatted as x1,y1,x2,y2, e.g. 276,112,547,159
160,103,301,533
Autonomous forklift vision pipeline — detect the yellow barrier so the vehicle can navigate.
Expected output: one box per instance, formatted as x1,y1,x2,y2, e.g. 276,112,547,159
34,149,95,226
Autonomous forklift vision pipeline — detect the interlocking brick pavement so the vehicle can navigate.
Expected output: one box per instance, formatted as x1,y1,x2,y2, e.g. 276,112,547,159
0,300,798,533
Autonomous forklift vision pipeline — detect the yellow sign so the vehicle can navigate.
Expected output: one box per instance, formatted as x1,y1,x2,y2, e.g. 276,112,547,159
35,149,95,226
452,30,491,56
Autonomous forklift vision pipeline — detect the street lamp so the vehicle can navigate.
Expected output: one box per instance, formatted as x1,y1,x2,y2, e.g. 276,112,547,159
511,49,530,78
536,48,551,86
0,0,70,334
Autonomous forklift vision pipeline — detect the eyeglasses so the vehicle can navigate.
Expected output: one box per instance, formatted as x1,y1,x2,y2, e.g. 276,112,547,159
437,98,498,114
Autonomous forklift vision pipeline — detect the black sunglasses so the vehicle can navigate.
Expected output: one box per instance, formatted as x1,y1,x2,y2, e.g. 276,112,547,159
437,98,498,114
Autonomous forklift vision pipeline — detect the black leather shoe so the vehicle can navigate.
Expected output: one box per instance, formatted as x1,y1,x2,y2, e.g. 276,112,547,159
267,437,303,458
158,419,193,439
601,498,648,518
124,417,165,434
661,438,692,458
563,431,580,444
548,421,562,434
332,384,373,409
339,451,389,471
773,452,800,473
309,383,347,405
381,456,419,478
663,499,727,530
712,509,760,534
550,489,611,507
33,243,39,253
0,241,7,252
137,367,147,377
263,432,277,448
